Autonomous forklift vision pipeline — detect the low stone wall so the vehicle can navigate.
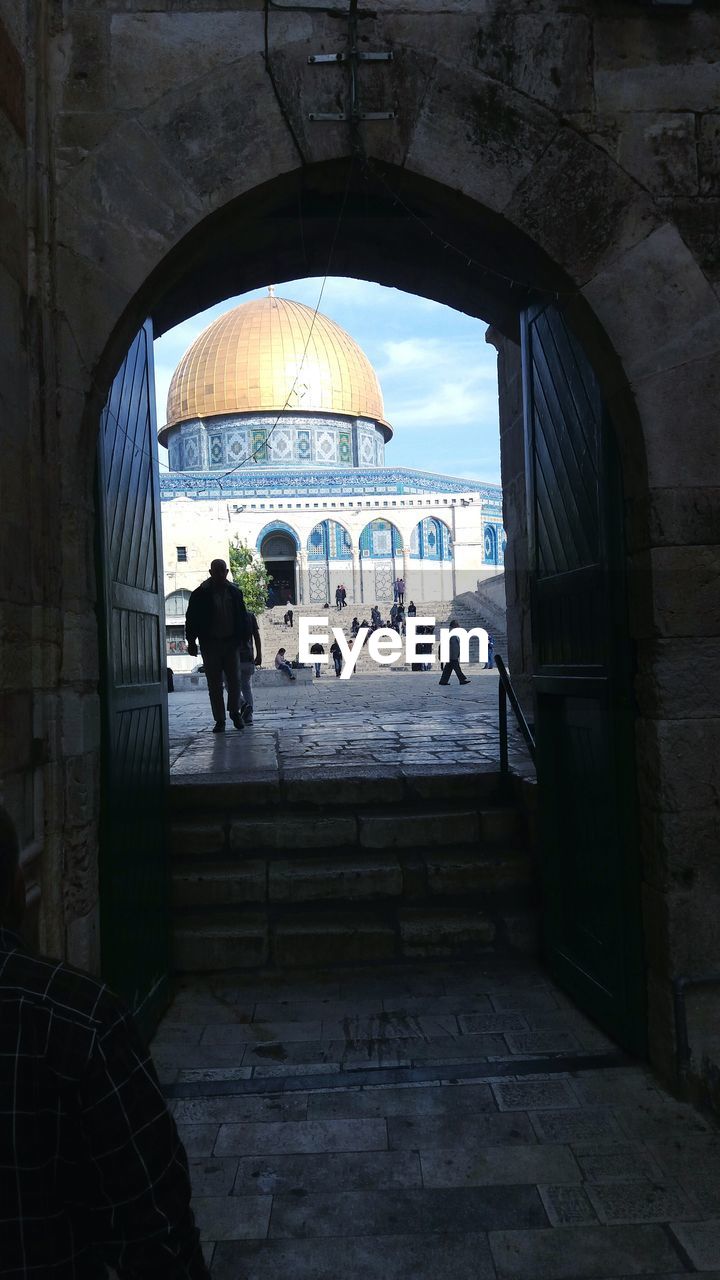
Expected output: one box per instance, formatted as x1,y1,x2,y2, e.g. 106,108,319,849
171,668,313,692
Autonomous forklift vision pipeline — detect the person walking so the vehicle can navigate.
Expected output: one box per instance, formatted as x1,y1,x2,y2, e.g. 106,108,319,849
185,558,247,732
0,805,210,1279
275,647,296,679
438,619,471,686
397,577,405,605
310,641,325,677
330,638,343,677
335,585,343,610
340,585,347,608
485,634,495,669
238,592,262,725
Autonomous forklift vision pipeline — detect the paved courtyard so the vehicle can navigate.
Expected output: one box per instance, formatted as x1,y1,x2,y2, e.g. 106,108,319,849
152,956,720,1278
169,668,533,782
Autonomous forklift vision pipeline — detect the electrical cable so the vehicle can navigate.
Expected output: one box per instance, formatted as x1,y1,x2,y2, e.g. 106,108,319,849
264,0,307,165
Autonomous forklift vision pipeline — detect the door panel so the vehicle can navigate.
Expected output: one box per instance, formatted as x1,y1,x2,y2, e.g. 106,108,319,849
522,304,646,1056
96,321,170,1038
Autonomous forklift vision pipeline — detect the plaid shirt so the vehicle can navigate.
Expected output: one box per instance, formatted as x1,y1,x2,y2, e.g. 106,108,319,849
0,929,209,1279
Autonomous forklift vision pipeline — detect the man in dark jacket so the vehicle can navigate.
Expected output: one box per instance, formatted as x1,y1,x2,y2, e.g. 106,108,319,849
185,558,248,732
0,804,209,1279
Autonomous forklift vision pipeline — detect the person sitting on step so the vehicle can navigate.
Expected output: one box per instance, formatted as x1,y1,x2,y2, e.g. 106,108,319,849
274,647,296,680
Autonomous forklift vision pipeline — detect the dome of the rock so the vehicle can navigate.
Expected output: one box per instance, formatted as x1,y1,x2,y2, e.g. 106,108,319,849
160,291,392,448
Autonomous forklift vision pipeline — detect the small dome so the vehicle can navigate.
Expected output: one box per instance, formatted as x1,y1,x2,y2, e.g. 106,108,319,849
160,292,392,446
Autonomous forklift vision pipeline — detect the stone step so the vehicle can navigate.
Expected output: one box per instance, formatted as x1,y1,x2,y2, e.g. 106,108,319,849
170,806,520,858
171,847,533,910
272,912,397,967
172,906,501,970
169,766,506,816
173,912,269,971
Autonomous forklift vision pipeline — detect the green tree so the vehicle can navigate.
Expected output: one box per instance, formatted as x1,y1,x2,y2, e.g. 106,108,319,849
228,538,271,616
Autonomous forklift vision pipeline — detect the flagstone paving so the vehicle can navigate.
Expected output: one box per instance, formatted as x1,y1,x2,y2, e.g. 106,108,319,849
168,669,533,781
151,957,720,1277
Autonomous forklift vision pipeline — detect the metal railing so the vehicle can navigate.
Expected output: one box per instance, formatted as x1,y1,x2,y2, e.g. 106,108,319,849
495,655,536,775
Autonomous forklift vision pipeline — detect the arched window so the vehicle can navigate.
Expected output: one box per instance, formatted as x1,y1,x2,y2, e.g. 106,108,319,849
359,519,402,558
410,518,453,561
308,520,353,560
483,525,498,564
165,588,191,617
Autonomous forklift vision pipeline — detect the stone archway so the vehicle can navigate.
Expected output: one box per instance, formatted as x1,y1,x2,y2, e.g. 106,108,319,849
7,4,718,1091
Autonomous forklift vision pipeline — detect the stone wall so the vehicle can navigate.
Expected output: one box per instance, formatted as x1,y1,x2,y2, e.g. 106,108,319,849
0,5,45,952
0,0,718,1095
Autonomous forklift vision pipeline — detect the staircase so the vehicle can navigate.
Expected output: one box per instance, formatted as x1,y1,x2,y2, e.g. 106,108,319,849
169,770,538,971
257,598,502,675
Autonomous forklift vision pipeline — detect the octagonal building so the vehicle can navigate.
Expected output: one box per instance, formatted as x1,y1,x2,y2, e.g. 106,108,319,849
160,289,504,667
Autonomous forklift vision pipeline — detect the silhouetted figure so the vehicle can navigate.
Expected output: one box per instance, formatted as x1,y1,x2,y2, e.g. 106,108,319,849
439,619,471,686
0,805,209,1279
185,559,247,732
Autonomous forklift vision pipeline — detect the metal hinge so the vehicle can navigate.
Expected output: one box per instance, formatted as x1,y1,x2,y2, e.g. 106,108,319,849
308,52,394,64
308,47,396,123
309,110,396,122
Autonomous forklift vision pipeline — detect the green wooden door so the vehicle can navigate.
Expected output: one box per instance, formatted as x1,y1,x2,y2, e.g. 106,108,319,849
521,303,646,1056
96,321,170,1037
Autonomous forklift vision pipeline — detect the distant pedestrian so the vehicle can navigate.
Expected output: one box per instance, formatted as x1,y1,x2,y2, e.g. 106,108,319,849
310,641,324,677
485,634,495,669
350,616,360,637
275,647,296,680
335,586,343,610
283,609,293,627
330,639,343,678
397,577,405,605
390,602,398,625
340,585,347,608
393,579,399,603
439,620,471,686
407,600,416,617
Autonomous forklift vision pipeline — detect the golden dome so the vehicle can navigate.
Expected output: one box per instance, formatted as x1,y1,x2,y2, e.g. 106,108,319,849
160,293,392,446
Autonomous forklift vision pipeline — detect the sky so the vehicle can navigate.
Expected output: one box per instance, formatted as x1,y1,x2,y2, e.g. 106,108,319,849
153,277,501,484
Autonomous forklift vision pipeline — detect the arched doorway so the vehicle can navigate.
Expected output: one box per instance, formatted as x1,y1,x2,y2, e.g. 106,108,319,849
89,151,660,1052
258,526,298,606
